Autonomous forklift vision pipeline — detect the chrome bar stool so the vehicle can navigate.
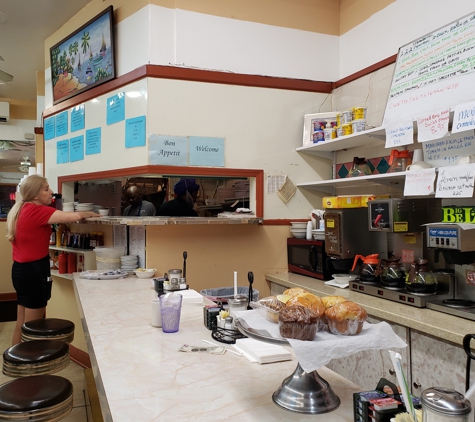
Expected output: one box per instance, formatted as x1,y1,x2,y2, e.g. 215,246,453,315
3,340,70,378
21,319,75,343
0,375,73,421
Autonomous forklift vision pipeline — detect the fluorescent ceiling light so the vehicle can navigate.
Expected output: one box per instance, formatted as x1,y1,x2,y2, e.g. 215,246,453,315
0,69,13,83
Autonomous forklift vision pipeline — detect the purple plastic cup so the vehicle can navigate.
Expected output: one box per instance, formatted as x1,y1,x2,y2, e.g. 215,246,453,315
159,293,183,333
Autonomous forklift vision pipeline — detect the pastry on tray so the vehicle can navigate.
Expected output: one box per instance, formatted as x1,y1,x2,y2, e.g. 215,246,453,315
279,305,320,341
325,301,367,335
321,295,348,309
283,287,308,297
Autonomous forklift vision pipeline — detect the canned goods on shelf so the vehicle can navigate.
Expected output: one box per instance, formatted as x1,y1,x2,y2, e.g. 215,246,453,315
352,106,367,120
340,110,353,124
352,119,366,133
341,123,353,136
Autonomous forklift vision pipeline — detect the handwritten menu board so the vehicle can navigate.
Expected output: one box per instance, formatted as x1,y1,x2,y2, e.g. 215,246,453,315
383,11,475,126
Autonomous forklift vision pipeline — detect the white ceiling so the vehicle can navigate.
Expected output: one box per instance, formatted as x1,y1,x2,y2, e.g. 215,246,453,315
0,0,92,173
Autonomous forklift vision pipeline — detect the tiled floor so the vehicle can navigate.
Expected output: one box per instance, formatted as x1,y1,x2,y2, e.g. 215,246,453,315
0,321,89,421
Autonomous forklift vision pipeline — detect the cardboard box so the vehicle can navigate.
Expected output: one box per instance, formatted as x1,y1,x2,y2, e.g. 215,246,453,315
323,195,391,209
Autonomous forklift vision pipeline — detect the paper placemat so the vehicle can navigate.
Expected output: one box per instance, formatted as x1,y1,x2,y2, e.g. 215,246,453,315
235,310,407,373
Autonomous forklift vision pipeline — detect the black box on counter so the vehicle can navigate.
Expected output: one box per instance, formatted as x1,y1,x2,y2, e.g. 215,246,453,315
353,378,403,422
203,307,220,330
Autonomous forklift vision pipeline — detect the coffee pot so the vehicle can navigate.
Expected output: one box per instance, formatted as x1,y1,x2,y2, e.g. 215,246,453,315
378,256,406,290
389,149,412,172
349,157,372,177
406,258,438,294
352,254,380,283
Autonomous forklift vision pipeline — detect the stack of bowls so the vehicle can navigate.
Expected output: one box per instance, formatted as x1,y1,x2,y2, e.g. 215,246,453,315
62,202,74,212
75,202,94,212
120,255,138,273
290,221,308,239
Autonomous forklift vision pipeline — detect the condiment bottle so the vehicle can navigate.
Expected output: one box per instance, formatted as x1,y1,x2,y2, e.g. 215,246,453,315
306,221,313,241
67,252,77,273
58,252,68,274
56,225,63,247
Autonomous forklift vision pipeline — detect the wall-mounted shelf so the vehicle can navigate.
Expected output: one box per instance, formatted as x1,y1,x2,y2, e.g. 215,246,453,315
296,126,386,158
297,172,407,194
49,246,97,276
82,216,262,225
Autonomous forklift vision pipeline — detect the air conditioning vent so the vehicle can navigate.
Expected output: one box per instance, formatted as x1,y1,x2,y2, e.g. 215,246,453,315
0,101,10,124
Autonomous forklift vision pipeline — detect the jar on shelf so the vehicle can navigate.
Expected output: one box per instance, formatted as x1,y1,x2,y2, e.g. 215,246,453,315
58,252,68,274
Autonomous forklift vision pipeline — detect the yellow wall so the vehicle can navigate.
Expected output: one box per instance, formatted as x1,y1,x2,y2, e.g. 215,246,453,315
146,224,290,298
0,222,13,294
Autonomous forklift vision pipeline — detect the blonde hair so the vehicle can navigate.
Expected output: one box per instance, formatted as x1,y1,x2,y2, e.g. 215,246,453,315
6,175,48,243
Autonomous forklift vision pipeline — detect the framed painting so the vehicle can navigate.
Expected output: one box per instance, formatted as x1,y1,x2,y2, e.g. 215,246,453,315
50,6,115,105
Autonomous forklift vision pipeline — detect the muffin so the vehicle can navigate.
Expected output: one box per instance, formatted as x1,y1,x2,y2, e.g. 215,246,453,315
321,295,348,309
279,305,319,341
253,295,290,322
325,301,367,335
286,293,325,318
283,287,308,297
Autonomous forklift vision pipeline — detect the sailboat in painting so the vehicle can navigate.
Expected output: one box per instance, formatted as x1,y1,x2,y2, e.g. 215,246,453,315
100,33,107,56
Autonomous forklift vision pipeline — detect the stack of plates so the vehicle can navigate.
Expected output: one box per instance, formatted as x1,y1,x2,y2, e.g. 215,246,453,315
120,255,138,273
75,203,94,212
62,202,74,212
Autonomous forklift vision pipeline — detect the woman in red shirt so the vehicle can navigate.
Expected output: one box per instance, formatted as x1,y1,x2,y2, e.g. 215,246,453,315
6,175,101,345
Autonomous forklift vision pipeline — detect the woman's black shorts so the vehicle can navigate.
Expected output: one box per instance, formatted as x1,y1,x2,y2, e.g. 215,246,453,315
12,255,52,309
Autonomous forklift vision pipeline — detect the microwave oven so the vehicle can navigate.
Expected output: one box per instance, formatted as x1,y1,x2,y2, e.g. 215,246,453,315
287,238,332,280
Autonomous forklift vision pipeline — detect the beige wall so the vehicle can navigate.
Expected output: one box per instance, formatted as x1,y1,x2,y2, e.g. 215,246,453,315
146,224,290,298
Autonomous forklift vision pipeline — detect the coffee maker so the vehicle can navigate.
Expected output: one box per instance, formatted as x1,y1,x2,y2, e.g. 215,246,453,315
324,208,387,272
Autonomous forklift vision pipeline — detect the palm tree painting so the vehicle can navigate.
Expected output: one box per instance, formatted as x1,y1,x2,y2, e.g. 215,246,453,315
50,6,115,104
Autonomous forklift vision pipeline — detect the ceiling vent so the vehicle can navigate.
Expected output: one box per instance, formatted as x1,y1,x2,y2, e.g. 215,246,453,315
0,101,10,124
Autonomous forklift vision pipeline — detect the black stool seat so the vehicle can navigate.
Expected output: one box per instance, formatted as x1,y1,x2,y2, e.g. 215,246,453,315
3,340,70,378
21,318,75,343
0,375,72,421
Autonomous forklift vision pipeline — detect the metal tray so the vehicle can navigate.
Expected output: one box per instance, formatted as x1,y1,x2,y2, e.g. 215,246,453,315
235,318,289,345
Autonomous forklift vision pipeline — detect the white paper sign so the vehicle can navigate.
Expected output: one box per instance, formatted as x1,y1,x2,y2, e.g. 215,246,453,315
436,164,475,198
452,101,475,134
404,168,436,196
417,109,450,142
385,121,414,148
422,130,475,167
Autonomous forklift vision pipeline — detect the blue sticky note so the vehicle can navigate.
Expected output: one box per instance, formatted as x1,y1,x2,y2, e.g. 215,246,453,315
44,117,55,141
86,128,101,155
55,111,68,137
148,134,188,166
70,105,85,132
106,92,125,125
56,140,69,164
70,135,84,162
189,136,225,167
125,116,146,148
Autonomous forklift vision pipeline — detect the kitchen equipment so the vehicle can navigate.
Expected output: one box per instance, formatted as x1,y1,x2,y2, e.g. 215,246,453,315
324,208,387,265
421,387,471,421
406,258,438,294
227,295,248,321
368,198,441,232
463,334,475,392
247,271,254,310
352,254,380,283
287,238,333,280
349,156,371,177
350,270,455,308
166,269,182,291
389,149,412,172
378,256,407,290
183,251,187,283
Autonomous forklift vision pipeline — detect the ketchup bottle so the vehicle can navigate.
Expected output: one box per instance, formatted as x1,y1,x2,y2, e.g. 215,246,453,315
58,252,68,274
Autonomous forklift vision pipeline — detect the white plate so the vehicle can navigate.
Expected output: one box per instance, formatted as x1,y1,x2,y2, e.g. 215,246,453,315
324,280,349,289
331,274,357,284
79,270,128,280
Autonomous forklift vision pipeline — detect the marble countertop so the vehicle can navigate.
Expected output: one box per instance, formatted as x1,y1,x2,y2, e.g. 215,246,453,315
73,275,363,421
266,272,474,347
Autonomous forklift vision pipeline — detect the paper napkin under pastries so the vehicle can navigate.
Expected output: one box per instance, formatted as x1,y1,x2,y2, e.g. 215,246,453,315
234,338,293,364
234,310,407,373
